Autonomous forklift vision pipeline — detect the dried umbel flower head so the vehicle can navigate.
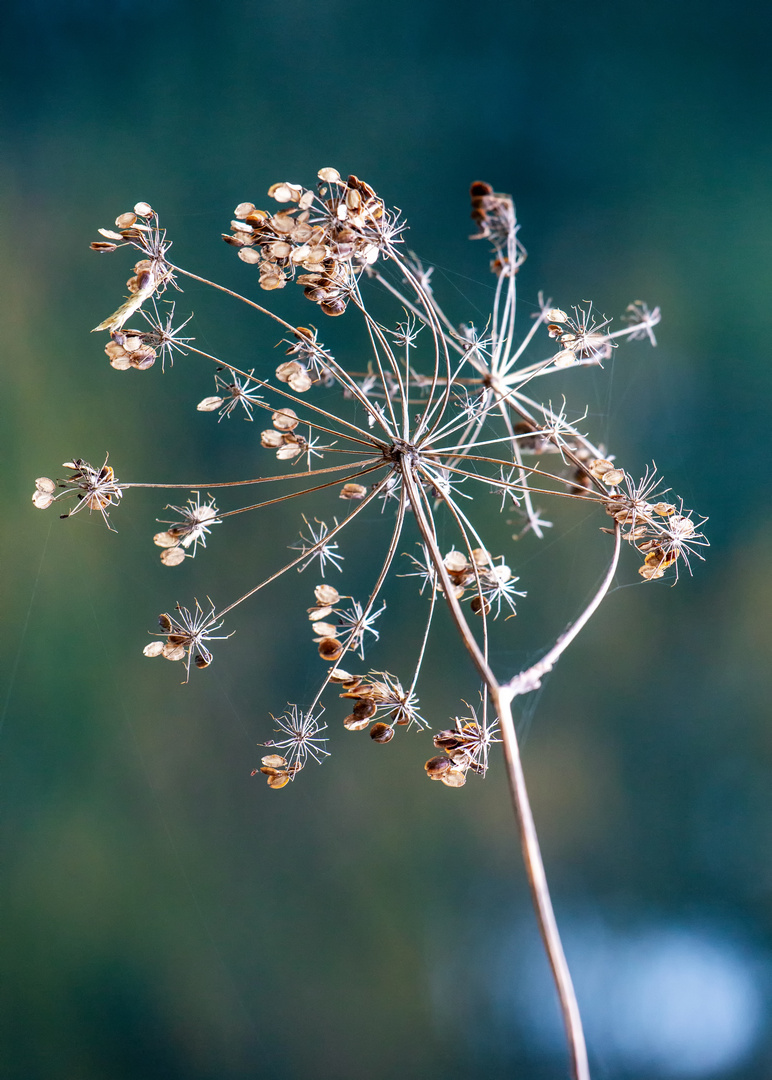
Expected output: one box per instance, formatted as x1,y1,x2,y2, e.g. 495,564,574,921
38,165,706,1080
32,457,124,529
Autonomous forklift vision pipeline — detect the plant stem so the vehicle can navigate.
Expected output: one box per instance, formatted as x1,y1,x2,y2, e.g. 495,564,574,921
494,685,590,1080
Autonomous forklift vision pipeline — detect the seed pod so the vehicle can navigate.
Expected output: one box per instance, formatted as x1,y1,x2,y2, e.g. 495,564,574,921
314,584,340,606
261,754,288,769
318,637,343,662
440,768,467,788
369,723,394,744
321,297,347,317
352,698,377,720
340,483,367,500
425,755,453,780
343,713,372,731
160,547,186,567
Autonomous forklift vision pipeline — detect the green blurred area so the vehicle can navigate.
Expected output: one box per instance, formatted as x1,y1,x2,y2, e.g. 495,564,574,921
2,1,772,1077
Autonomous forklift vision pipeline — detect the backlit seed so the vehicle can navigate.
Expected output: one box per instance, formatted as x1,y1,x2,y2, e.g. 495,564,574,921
262,754,288,769
343,713,372,731
197,396,224,412
340,483,367,500
369,723,394,744
160,547,186,566
318,637,343,661
440,769,467,788
602,469,625,486
272,408,299,431
267,772,291,789
314,584,340,606
425,755,453,780
143,641,165,657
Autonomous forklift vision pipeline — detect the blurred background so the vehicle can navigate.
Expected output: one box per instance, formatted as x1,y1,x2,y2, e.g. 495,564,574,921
2,1,771,1077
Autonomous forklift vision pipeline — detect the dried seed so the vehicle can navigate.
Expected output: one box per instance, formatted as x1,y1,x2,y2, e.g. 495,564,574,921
272,408,299,431
339,483,367,500
314,584,340,606
602,469,625,486
369,722,394,744
318,637,343,661
160,547,186,566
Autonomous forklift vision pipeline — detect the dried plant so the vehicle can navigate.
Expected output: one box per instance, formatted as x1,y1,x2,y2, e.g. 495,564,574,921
34,168,707,1079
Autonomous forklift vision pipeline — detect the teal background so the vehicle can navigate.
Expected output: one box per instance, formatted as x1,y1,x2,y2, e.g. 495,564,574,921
2,2,771,1078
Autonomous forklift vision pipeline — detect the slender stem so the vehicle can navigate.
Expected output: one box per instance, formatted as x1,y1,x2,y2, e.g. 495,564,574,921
493,686,590,1080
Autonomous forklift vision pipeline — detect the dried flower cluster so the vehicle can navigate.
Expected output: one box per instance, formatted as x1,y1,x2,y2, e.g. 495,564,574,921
35,167,706,1080
34,169,706,774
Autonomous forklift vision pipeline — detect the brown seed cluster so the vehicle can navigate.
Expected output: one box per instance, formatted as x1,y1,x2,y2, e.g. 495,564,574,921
336,670,423,739
546,306,613,368
599,466,707,579
252,754,301,790
224,169,387,316
32,458,124,529
260,406,309,462
469,181,526,272
90,204,174,333
425,717,497,788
